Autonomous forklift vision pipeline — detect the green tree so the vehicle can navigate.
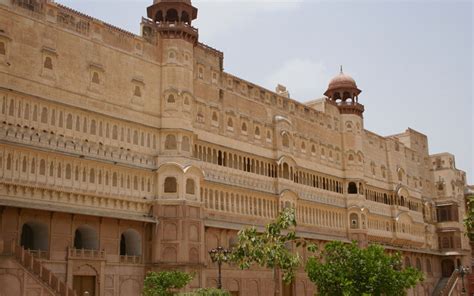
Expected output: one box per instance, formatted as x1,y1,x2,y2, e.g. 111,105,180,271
143,271,194,296
230,207,312,296
305,241,423,296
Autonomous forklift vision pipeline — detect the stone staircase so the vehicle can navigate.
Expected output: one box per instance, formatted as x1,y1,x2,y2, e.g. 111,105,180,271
1,239,77,296
432,271,459,296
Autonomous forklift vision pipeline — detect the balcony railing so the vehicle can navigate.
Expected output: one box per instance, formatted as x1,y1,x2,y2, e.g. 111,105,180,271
120,255,142,264
68,248,106,260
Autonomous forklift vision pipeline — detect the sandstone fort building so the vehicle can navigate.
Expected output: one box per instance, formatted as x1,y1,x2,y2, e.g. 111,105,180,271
0,0,470,295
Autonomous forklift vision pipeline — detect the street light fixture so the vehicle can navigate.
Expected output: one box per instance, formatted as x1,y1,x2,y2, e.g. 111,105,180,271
456,265,470,294
208,246,231,290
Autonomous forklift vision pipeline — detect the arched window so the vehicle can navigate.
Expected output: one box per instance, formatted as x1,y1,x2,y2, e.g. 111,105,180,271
112,172,118,187
41,107,48,123
21,222,49,251
398,169,403,182
241,122,247,133
0,42,5,55
404,257,411,268
155,10,163,22
212,112,218,122
44,56,53,70
65,164,72,179
282,133,289,148
133,131,138,145
21,157,27,172
30,158,35,174
6,154,11,170
167,94,175,103
186,179,195,194
112,125,118,140
165,9,179,22
92,71,100,84
350,213,359,229
74,225,99,250
282,163,290,179
39,159,46,175
89,168,95,183
348,182,358,194
416,258,422,271
183,96,190,106
66,114,73,129
134,85,142,97
164,177,177,193
182,136,190,152
90,120,96,135
227,118,233,129
181,11,190,24
255,127,260,137
120,229,142,256
165,134,177,150
426,259,432,274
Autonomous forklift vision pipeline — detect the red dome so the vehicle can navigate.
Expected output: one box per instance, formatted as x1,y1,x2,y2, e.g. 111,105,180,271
327,73,358,91
324,68,361,98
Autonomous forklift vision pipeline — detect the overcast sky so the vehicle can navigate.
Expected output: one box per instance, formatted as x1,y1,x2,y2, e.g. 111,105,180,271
60,0,473,184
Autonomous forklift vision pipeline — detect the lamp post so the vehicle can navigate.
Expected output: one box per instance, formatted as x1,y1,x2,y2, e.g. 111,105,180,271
456,265,470,294
208,246,231,289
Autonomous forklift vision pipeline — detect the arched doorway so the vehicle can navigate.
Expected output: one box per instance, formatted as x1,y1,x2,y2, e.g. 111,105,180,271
441,259,455,277
120,229,142,256
20,221,49,252
74,225,99,250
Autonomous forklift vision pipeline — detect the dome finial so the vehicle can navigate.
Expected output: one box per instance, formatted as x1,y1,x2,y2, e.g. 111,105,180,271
340,65,343,74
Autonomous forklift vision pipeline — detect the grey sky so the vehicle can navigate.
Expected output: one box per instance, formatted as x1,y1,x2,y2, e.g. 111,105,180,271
60,0,473,183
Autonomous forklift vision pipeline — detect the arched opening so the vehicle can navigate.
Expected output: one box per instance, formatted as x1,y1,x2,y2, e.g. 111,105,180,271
165,134,177,150
74,225,99,250
21,221,49,251
282,163,290,179
155,10,163,22
404,257,411,268
186,178,195,194
282,133,289,148
44,56,53,70
181,11,190,24
441,259,455,277
347,182,357,194
0,42,5,55
182,136,190,152
164,177,177,193
120,229,142,256
349,213,359,229
165,9,179,22
167,94,175,103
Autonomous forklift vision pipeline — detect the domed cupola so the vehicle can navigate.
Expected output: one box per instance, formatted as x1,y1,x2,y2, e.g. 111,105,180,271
324,67,365,117
146,0,199,43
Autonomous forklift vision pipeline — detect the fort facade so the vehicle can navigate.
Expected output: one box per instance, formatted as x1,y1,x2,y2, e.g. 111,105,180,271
0,0,470,295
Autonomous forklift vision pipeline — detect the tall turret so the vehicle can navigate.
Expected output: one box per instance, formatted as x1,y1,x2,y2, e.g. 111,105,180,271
146,0,199,43
326,68,367,246
324,67,365,117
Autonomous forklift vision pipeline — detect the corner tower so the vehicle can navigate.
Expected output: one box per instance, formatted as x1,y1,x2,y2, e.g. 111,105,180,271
325,68,368,246
324,67,364,117
144,1,204,285
146,0,198,43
